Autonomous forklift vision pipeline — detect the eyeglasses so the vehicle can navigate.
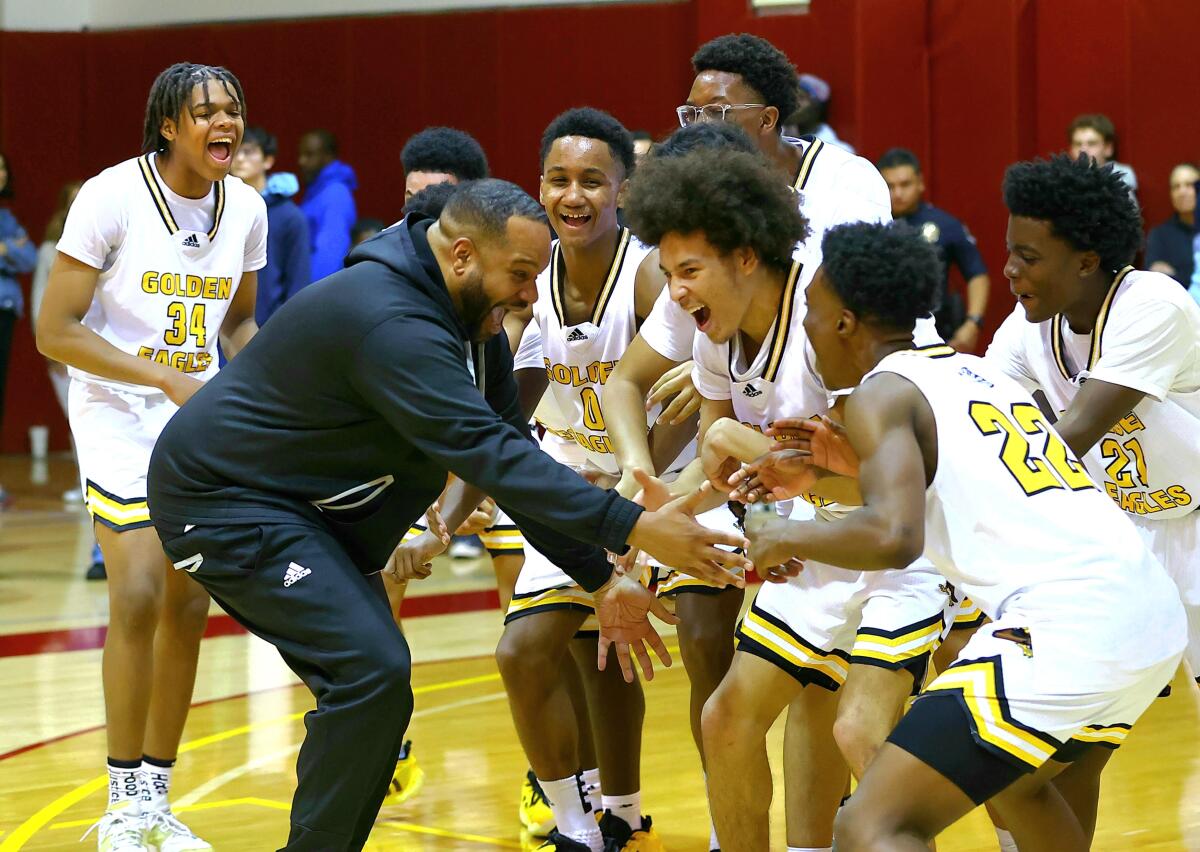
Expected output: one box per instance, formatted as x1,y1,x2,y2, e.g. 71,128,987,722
675,103,767,127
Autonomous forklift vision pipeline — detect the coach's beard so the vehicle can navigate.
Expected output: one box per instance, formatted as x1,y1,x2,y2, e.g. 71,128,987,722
459,271,513,343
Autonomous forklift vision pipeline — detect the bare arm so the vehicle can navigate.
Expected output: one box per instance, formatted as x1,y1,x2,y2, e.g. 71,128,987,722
949,273,991,352
607,333,683,495
746,374,931,571
1052,378,1146,459
219,270,259,359
36,252,199,404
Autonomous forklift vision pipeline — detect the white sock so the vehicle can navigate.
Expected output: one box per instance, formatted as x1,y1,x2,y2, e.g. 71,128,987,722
107,760,142,814
601,791,641,831
579,767,602,813
709,820,720,850
541,775,602,851
140,756,175,813
995,827,1020,852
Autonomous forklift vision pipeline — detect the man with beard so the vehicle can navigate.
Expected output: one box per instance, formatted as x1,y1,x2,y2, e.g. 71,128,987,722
145,179,743,851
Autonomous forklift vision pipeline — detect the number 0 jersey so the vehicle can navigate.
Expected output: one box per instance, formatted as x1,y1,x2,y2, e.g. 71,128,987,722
531,228,654,475
867,346,1186,682
986,267,1200,520
57,153,268,393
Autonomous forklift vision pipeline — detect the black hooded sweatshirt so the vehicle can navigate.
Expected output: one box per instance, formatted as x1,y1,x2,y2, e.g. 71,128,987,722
147,216,640,591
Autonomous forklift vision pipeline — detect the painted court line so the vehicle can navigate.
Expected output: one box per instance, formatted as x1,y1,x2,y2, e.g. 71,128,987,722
0,674,503,850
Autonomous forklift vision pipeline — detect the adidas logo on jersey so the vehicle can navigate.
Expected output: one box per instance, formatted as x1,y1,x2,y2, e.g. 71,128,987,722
742,384,763,398
566,328,589,342
283,562,311,587
181,233,201,248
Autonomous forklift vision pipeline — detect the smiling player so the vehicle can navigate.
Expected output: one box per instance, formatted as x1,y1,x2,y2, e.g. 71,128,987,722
38,62,265,852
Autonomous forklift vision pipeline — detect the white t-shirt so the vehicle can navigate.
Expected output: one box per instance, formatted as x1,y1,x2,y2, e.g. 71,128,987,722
58,153,267,392
986,267,1200,519
640,136,891,362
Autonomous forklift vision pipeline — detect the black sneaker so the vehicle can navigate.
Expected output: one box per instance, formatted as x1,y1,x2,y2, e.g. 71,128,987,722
538,830,594,850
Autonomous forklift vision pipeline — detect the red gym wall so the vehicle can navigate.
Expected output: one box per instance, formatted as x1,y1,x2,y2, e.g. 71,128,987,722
0,0,1197,452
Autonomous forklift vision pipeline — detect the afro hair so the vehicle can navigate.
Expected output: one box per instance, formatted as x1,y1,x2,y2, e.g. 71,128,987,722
401,127,489,181
654,122,759,159
539,107,635,176
1003,155,1142,272
820,222,942,330
624,146,808,274
692,34,801,128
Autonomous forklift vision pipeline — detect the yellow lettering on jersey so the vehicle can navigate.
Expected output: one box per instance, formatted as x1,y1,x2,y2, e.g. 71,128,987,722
217,277,232,300
136,347,212,374
141,272,159,294
202,277,218,299
543,358,618,388
572,431,612,455
1104,481,1193,515
184,275,202,297
1109,412,1146,437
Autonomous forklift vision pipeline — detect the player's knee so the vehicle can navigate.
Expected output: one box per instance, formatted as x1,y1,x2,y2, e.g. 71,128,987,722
366,646,414,719
677,613,734,677
495,623,556,687
833,797,888,851
832,710,878,769
701,681,753,746
107,581,163,636
161,586,210,636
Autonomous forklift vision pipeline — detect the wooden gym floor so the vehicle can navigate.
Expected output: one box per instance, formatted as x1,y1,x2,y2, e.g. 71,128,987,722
0,455,1197,850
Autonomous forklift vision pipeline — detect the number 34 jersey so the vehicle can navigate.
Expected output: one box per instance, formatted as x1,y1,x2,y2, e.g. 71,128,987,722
57,153,268,393
867,346,1185,681
531,229,654,475
986,267,1200,521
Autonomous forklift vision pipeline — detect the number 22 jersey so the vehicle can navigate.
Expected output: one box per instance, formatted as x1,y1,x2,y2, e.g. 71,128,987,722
57,152,267,392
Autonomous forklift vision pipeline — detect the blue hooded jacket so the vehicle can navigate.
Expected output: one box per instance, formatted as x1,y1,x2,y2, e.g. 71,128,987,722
300,160,357,282
0,207,37,316
257,172,311,327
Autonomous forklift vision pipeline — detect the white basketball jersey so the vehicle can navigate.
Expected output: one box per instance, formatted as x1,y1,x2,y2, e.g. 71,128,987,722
534,228,654,474
868,346,1185,674
987,267,1200,520
57,154,267,393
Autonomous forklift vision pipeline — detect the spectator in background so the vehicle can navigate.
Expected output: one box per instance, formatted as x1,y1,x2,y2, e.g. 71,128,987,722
402,182,457,220
298,128,358,281
1146,162,1198,286
351,217,384,248
233,126,311,325
878,147,991,350
0,153,37,507
1068,113,1138,199
400,126,489,202
631,130,655,166
32,180,106,577
784,72,854,152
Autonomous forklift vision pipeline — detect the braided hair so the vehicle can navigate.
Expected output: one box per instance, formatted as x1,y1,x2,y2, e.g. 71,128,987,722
142,63,245,155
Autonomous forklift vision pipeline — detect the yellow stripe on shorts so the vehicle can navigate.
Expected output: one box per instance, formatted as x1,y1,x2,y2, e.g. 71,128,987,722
740,608,851,686
924,658,1059,768
86,483,151,529
852,616,943,665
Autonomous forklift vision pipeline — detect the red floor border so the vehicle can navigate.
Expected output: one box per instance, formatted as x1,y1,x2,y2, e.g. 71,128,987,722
0,586,501,659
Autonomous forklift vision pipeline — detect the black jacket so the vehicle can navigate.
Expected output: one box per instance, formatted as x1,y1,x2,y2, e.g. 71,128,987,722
147,216,639,590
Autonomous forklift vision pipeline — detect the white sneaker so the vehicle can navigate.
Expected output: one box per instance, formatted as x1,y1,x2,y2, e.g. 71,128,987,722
143,810,212,852
81,810,149,851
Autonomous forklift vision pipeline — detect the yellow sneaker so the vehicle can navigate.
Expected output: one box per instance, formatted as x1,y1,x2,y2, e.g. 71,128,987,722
519,769,556,836
598,811,665,851
383,740,425,805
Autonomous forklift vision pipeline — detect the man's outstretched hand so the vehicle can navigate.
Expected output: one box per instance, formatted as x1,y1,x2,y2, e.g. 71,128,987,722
627,477,751,588
595,572,680,683
765,416,859,476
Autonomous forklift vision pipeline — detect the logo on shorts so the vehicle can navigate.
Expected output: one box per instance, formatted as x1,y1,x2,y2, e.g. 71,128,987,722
283,562,312,587
566,328,589,342
181,233,201,248
742,383,763,398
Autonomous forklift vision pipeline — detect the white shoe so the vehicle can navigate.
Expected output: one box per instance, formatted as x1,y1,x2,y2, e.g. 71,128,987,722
449,538,483,559
144,810,212,852
81,810,149,851
62,487,84,503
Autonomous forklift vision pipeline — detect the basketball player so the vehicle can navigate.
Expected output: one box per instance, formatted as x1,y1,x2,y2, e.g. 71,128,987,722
493,108,686,852
621,147,949,851
728,221,1185,851
979,154,1200,847
36,63,265,851
604,37,892,849
401,126,489,201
